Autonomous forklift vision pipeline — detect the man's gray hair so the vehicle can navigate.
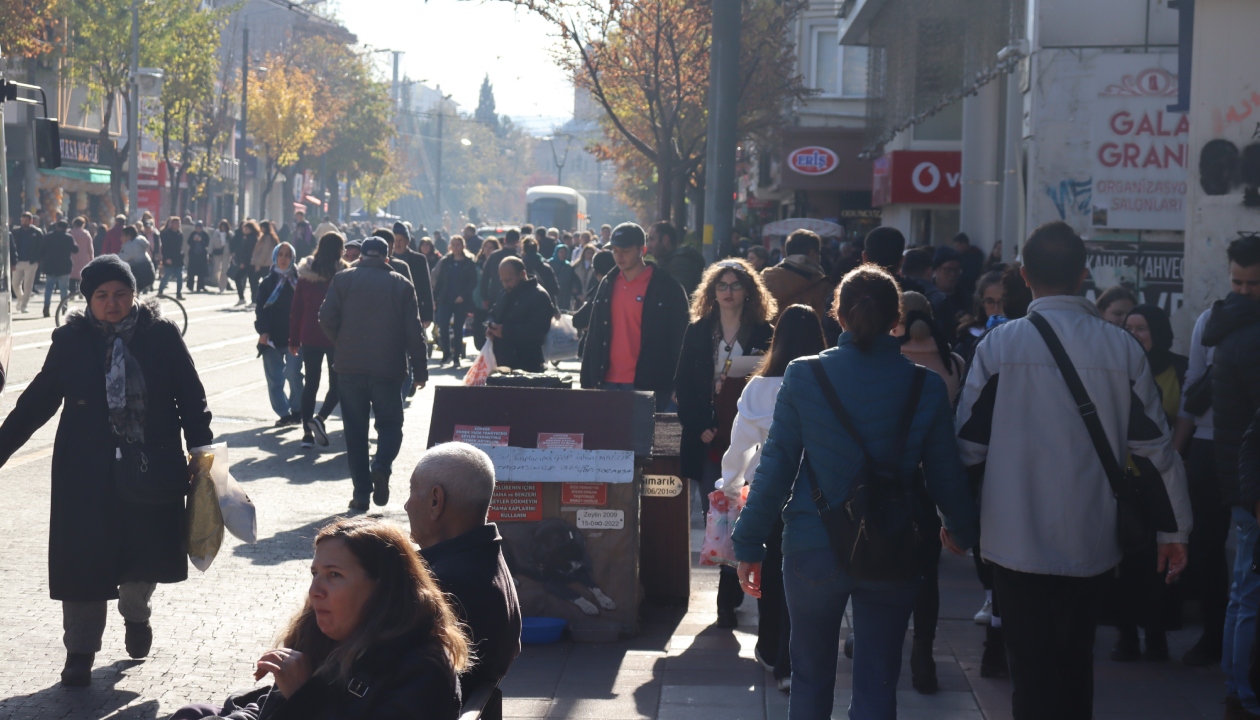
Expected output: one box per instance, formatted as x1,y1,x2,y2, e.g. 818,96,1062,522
413,442,496,517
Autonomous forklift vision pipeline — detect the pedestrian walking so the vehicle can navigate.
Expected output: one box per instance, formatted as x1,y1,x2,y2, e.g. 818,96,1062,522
718,304,827,692
233,220,260,305
185,221,210,293
119,225,156,291
391,222,436,330
550,244,577,311
319,236,428,512
12,211,44,313
487,257,555,373
675,259,776,628
733,264,980,720
480,229,520,313
0,255,214,686
256,242,304,428
953,270,1006,363
209,220,232,292
250,221,280,304
432,234,477,366
290,232,346,449
156,217,186,299
761,229,834,322
522,237,560,310
419,236,442,272
41,220,80,317
956,221,1191,720
572,243,597,307
291,209,314,259
101,214,126,256
647,221,705,298
69,216,95,297
579,222,689,411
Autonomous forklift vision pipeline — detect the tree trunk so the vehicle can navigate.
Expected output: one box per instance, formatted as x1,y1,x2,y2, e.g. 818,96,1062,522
327,171,341,221
672,171,688,234
103,96,127,216
691,165,706,242
656,152,674,225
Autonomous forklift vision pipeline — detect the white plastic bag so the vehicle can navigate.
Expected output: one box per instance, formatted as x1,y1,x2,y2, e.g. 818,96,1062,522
543,314,580,362
463,339,497,386
195,443,258,543
699,486,748,568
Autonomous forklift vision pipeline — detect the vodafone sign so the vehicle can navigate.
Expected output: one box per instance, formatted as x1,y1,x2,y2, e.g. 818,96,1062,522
787,146,839,176
871,151,962,206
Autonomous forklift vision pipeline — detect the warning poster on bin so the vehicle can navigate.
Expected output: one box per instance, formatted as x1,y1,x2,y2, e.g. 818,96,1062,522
453,425,510,446
562,483,607,507
487,482,542,522
538,432,584,450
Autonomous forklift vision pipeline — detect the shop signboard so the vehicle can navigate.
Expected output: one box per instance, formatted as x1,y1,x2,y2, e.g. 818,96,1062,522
1089,54,1187,231
871,151,962,206
1083,240,1184,315
787,146,839,176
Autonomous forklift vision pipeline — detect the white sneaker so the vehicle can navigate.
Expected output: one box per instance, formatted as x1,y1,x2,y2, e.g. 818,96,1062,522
300,439,314,449
776,676,791,692
974,598,993,625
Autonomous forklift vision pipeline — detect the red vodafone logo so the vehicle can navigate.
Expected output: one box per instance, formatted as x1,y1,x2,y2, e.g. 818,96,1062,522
787,146,839,175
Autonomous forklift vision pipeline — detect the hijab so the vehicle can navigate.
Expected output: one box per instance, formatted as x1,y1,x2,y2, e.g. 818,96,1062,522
1127,303,1175,375
264,242,298,309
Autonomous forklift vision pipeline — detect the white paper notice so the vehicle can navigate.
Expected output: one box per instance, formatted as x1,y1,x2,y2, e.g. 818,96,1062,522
576,508,625,530
479,446,636,484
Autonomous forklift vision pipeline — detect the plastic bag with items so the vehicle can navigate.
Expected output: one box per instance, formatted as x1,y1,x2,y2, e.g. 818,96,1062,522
187,442,258,572
543,314,580,362
699,485,749,568
463,339,498,386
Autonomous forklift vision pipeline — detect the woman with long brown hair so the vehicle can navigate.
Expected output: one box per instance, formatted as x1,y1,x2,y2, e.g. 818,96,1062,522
174,518,469,719
674,258,777,628
250,220,281,306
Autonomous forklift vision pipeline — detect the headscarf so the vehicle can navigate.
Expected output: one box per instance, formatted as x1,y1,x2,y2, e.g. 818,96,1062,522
1127,303,1175,375
87,305,147,442
263,242,298,309
550,245,571,263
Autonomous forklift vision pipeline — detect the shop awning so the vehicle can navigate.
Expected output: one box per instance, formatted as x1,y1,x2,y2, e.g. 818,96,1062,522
42,166,111,184
761,218,844,238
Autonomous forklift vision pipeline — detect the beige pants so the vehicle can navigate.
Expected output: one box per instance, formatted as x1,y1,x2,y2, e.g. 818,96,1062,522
62,581,155,654
13,261,37,312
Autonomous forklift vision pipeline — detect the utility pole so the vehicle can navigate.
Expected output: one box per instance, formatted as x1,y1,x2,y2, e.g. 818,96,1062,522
237,27,249,225
548,135,572,187
128,0,140,221
389,51,400,218
701,0,741,263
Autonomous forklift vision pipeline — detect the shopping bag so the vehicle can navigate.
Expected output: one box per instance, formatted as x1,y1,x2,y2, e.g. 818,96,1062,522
186,451,224,572
699,485,749,568
463,339,497,386
542,314,580,362
201,442,257,543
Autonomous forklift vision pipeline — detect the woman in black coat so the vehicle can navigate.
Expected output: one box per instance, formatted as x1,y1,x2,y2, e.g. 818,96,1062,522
255,242,303,426
674,259,775,628
0,255,214,686
431,236,479,365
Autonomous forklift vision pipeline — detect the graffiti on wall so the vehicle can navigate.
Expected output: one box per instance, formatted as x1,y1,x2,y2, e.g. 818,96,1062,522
1046,178,1093,220
1199,139,1260,206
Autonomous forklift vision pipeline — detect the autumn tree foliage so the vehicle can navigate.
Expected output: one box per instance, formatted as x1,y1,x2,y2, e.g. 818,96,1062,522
248,57,320,212
0,0,60,59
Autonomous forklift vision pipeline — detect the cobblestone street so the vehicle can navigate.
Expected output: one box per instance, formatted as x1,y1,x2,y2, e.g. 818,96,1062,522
0,293,1233,719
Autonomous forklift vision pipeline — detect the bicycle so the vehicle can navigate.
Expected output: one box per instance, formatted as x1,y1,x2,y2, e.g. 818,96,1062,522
56,287,189,336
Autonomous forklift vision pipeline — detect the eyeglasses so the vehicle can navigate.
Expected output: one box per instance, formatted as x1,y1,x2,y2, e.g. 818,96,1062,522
981,297,1003,307
715,281,745,293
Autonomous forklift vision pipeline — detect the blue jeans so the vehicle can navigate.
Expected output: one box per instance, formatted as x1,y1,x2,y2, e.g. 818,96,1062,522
261,345,303,418
783,547,919,720
43,274,70,308
1224,505,1260,711
339,373,404,502
158,264,184,295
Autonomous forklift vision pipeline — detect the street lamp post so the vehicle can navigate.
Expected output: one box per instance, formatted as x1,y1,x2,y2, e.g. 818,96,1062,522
128,0,139,221
237,27,248,225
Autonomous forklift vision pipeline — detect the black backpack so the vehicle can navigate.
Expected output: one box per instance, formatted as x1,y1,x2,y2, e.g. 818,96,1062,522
803,359,926,582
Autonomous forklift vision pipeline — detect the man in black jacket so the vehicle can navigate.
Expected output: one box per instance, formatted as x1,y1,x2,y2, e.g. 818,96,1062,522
487,257,553,373
578,222,688,411
388,223,435,327
407,443,522,699
479,228,520,312
1204,234,1260,720
40,220,79,317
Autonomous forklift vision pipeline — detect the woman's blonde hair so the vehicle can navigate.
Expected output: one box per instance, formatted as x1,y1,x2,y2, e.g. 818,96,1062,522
688,258,777,323
278,518,472,685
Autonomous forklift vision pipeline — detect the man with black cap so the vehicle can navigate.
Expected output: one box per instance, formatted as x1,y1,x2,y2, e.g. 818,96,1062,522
579,222,689,411
391,222,435,328
319,235,428,512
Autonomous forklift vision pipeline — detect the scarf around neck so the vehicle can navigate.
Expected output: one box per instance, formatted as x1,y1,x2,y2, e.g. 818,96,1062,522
88,305,147,442
264,243,298,308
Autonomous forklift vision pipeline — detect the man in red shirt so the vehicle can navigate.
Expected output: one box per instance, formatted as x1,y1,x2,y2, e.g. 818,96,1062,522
579,223,689,410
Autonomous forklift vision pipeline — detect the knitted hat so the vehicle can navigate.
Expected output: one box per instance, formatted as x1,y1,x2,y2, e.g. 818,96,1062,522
392,221,410,240
80,255,136,299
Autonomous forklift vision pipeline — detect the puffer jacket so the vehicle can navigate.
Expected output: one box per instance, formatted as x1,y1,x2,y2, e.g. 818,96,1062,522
319,256,427,383
289,256,344,350
761,255,834,319
1203,292,1260,508
732,333,980,563
718,376,782,500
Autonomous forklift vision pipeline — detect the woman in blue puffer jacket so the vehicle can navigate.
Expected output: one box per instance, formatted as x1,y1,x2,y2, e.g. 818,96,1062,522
732,264,979,720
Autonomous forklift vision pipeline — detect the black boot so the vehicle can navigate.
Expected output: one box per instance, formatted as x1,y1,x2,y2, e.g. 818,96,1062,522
980,626,1009,678
1143,629,1169,662
910,637,938,694
43,304,50,318
61,653,93,686
125,621,152,659
1111,625,1141,662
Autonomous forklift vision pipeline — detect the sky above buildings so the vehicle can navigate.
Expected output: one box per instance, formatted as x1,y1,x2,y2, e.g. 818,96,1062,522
335,0,575,134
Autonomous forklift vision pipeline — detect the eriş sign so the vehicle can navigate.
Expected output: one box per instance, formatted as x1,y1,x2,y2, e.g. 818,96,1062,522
787,146,839,175
871,151,961,206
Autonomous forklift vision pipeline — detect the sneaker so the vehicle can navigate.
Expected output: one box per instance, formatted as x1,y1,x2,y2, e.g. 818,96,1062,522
974,598,993,625
61,653,94,687
776,676,791,693
372,468,390,506
300,436,314,449
754,647,774,673
716,606,737,629
234,298,246,307
1143,631,1169,662
347,498,369,513
274,413,300,428
307,416,329,447
124,621,152,659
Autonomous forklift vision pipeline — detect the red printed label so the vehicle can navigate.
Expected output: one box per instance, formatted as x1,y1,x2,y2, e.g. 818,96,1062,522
487,482,543,522
561,482,607,507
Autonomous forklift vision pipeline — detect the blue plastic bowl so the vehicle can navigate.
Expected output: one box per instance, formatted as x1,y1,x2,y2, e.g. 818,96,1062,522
520,616,567,644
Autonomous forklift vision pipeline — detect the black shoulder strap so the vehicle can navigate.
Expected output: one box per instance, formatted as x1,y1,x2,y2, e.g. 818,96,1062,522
1027,311,1127,497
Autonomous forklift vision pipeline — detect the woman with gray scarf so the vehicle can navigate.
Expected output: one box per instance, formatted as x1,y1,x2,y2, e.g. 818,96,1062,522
0,255,214,687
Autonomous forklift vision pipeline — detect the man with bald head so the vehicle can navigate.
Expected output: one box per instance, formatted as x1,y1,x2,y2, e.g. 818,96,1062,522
406,442,522,696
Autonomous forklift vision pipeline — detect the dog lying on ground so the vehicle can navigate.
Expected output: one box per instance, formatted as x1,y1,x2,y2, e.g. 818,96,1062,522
505,518,616,615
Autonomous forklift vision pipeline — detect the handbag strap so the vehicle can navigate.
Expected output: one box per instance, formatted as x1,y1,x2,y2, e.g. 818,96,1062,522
804,358,927,510
1027,311,1127,498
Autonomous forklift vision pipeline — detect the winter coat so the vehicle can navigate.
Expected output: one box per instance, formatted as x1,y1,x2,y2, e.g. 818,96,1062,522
159,228,185,267
718,376,783,500
70,227,95,280
432,253,478,311
674,315,773,480
231,630,460,720
1203,292,1260,508
102,225,125,256
12,225,43,264
655,245,706,298
490,278,554,373
251,234,278,271
319,256,428,383
732,333,980,564
235,231,258,269
478,247,518,309
254,271,296,348
288,256,343,350
761,255,834,320
578,263,690,406
186,230,210,276
572,261,596,304
523,251,560,312
0,300,213,601
550,257,577,310
40,229,80,277
392,248,436,324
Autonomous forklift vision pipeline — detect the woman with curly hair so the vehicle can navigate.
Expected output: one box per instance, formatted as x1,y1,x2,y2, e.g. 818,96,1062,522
674,258,777,628
174,518,469,719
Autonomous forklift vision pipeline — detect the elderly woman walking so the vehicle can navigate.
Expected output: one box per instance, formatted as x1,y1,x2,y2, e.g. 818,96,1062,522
0,255,214,687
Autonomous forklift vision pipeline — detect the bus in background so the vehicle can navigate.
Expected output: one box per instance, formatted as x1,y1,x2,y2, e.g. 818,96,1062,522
526,186,587,234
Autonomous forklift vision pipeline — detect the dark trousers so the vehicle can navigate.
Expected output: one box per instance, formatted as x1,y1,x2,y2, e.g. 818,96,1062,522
339,373,404,502
472,307,490,351
1185,437,1230,649
914,518,943,644
757,519,792,680
436,303,470,359
300,345,339,425
1114,542,1166,638
993,565,1107,720
698,459,744,613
